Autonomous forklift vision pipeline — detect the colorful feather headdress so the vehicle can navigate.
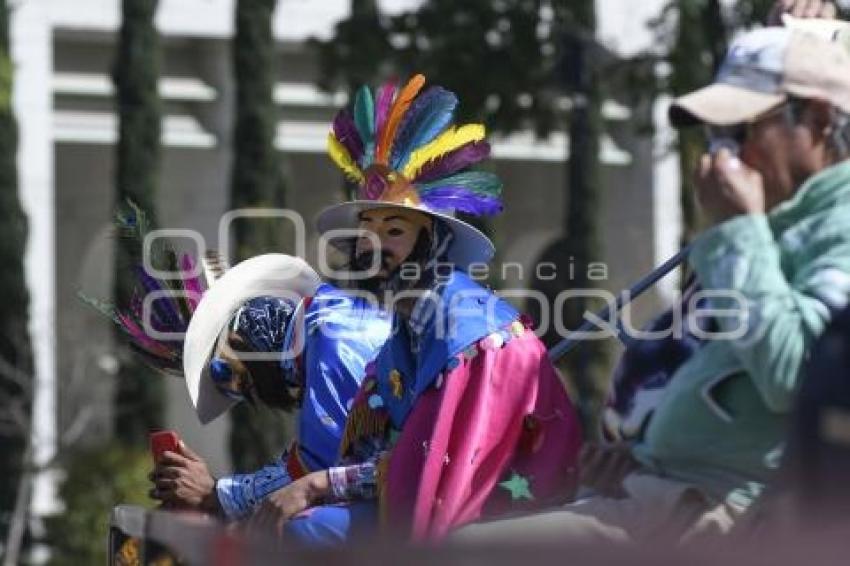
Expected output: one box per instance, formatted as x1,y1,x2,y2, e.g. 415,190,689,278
80,201,207,376
327,73,503,217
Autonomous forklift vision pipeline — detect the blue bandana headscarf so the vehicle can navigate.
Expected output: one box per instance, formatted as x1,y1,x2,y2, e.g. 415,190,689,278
210,297,297,392
232,296,296,353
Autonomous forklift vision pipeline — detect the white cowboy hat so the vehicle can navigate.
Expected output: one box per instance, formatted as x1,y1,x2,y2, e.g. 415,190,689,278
182,254,321,424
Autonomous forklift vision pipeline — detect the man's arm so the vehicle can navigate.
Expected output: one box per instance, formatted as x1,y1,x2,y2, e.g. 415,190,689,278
215,458,294,520
690,211,850,412
327,458,383,501
151,441,295,520
692,150,850,412
150,442,221,515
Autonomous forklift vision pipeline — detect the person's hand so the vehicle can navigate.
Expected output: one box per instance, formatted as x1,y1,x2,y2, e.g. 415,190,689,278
149,441,221,515
767,0,837,25
246,471,329,537
579,442,639,498
695,149,765,226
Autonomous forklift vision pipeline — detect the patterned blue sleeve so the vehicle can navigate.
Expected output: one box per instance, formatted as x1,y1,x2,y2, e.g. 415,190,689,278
215,458,293,521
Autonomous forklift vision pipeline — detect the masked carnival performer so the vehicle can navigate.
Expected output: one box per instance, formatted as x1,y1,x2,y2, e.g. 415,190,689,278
253,74,582,544
93,213,390,521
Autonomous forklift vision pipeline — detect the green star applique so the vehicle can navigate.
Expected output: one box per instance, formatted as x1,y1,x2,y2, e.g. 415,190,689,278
499,472,534,501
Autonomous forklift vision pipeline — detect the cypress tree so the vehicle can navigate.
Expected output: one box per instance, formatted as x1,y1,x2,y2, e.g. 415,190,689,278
532,0,609,438
111,0,164,444
0,0,33,544
228,0,290,471
669,0,727,250
560,1,607,437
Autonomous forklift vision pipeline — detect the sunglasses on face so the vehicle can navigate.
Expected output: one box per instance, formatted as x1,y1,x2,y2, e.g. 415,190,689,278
209,326,258,403
209,357,244,400
704,102,796,155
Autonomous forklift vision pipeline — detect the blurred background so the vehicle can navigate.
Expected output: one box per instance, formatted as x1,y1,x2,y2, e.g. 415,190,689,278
0,0,848,564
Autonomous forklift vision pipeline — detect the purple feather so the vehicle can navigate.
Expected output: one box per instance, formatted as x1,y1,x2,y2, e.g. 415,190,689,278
180,254,203,313
333,109,364,163
374,81,396,143
129,286,169,332
420,188,504,216
133,265,186,332
391,87,458,169
413,141,491,183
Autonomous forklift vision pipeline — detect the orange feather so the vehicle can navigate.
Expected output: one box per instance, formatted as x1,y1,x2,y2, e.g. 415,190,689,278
375,74,426,165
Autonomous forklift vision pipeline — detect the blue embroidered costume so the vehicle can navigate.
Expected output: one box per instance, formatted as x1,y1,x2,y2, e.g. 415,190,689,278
284,271,516,542
216,283,389,519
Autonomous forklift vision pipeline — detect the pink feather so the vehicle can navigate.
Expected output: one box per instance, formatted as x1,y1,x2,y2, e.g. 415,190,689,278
117,313,173,358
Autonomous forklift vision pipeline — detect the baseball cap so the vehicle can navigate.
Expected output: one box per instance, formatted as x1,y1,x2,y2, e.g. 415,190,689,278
782,14,850,50
669,27,850,128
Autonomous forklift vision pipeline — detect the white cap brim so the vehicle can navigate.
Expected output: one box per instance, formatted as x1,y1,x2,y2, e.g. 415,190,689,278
182,254,321,424
669,83,786,127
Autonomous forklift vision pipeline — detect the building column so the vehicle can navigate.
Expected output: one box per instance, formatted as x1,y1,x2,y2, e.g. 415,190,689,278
12,0,58,560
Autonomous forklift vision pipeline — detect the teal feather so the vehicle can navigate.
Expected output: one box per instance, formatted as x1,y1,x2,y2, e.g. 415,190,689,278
353,85,376,168
416,171,503,198
390,87,457,171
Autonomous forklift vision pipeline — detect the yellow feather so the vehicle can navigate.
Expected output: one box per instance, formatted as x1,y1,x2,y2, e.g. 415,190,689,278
328,134,364,184
402,123,486,180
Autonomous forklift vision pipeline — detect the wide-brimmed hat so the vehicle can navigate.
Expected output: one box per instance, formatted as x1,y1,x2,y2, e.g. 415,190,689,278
669,27,850,128
316,74,503,269
182,254,320,424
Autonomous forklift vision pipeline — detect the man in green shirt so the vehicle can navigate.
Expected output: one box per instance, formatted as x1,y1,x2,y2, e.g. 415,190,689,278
456,24,850,543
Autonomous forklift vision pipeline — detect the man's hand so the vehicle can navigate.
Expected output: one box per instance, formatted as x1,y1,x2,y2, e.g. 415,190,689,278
579,442,639,498
695,149,766,225
767,0,837,25
246,471,329,537
149,441,221,515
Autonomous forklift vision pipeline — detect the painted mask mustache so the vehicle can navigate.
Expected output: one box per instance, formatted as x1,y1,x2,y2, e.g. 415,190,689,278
352,249,395,273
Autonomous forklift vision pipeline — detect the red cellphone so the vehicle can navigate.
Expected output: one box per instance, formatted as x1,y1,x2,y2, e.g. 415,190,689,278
150,430,180,463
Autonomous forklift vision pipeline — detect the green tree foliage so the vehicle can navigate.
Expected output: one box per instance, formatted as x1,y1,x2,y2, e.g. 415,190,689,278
535,0,610,437
228,0,291,472
44,445,151,566
111,0,164,444
315,0,567,135
667,0,727,247
230,0,287,256
0,0,34,545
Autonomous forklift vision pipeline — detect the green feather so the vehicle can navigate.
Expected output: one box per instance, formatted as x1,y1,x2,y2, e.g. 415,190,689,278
354,86,375,166
77,291,120,324
417,171,503,197
114,198,151,243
